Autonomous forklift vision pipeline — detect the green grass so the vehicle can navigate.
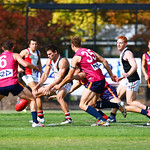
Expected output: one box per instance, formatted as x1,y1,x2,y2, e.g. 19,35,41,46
0,110,150,150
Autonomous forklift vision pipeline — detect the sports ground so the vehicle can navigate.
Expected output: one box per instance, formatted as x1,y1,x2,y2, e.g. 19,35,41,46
0,110,150,150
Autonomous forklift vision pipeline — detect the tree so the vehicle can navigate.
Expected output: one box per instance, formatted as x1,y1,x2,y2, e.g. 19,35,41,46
0,5,73,57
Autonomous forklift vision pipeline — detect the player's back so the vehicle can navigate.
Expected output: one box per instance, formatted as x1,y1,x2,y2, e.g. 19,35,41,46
0,51,18,87
75,48,105,82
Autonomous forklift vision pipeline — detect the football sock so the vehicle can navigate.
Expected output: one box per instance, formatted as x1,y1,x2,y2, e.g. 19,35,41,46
146,106,150,110
98,110,105,116
86,106,106,121
141,109,148,116
96,101,119,109
65,112,71,120
98,110,108,120
110,112,116,118
103,114,108,120
38,111,44,119
31,111,38,123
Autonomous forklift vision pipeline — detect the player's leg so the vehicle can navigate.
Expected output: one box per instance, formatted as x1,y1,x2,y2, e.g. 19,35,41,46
0,95,5,101
88,98,108,120
17,86,44,127
126,90,146,109
107,84,126,122
56,85,73,124
79,88,109,126
28,81,45,123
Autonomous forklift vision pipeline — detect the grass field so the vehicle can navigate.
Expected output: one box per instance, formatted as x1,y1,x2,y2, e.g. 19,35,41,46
0,110,150,150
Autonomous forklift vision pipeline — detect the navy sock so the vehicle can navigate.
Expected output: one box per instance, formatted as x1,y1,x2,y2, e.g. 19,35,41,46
110,112,116,117
98,110,105,116
86,106,106,121
31,111,38,123
141,109,147,116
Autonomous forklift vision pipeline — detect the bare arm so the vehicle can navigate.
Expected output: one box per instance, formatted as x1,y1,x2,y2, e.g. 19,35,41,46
35,59,51,90
53,55,81,90
13,53,39,72
46,58,70,90
37,51,42,76
141,54,149,80
94,52,117,82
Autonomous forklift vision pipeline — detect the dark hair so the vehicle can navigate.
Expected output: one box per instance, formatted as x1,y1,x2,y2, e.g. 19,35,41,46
28,38,38,45
2,40,14,50
71,36,81,47
45,44,58,53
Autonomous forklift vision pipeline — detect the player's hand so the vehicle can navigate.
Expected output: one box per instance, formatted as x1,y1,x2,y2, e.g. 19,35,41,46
145,75,149,81
110,74,119,82
53,84,61,91
118,76,124,82
34,84,40,91
32,65,39,72
43,85,51,95
48,95,57,99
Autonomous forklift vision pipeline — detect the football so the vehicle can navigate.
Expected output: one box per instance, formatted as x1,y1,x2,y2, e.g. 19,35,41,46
15,99,28,111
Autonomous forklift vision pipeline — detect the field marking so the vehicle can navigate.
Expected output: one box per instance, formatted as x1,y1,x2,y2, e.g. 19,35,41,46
46,123,61,127
119,122,150,128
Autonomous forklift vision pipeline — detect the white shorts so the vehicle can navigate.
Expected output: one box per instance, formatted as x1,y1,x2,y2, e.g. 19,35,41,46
55,82,72,94
22,75,38,85
120,78,140,92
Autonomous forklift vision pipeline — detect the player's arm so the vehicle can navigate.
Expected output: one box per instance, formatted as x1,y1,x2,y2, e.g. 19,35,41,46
13,53,39,72
49,81,82,99
38,59,51,85
123,51,137,78
54,55,81,90
46,58,70,91
94,52,117,82
18,49,27,73
19,49,27,58
37,51,42,77
142,54,149,80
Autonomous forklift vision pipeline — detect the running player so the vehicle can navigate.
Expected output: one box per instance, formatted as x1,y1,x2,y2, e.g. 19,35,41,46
0,40,43,127
53,36,118,126
108,36,150,126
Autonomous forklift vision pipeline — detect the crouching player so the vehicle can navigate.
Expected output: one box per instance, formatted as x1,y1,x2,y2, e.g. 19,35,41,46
0,40,44,127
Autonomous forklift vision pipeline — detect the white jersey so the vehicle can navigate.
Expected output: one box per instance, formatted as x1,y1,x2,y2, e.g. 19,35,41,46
49,55,61,80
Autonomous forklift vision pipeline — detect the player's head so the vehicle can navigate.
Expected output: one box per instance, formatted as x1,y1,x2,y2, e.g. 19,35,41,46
2,40,14,51
117,36,128,51
28,38,38,51
71,37,81,52
45,44,59,60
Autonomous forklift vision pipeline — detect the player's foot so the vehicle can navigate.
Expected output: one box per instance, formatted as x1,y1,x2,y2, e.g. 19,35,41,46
107,116,116,123
91,120,109,126
118,101,127,118
143,119,150,126
32,122,44,127
37,117,45,123
61,119,73,125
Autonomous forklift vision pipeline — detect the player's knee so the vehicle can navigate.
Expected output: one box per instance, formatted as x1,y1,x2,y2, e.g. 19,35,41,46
79,103,85,111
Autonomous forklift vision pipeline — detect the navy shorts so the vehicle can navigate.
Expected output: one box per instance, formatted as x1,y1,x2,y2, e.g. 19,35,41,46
0,83,24,96
85,79,105,94
100,84,118,102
